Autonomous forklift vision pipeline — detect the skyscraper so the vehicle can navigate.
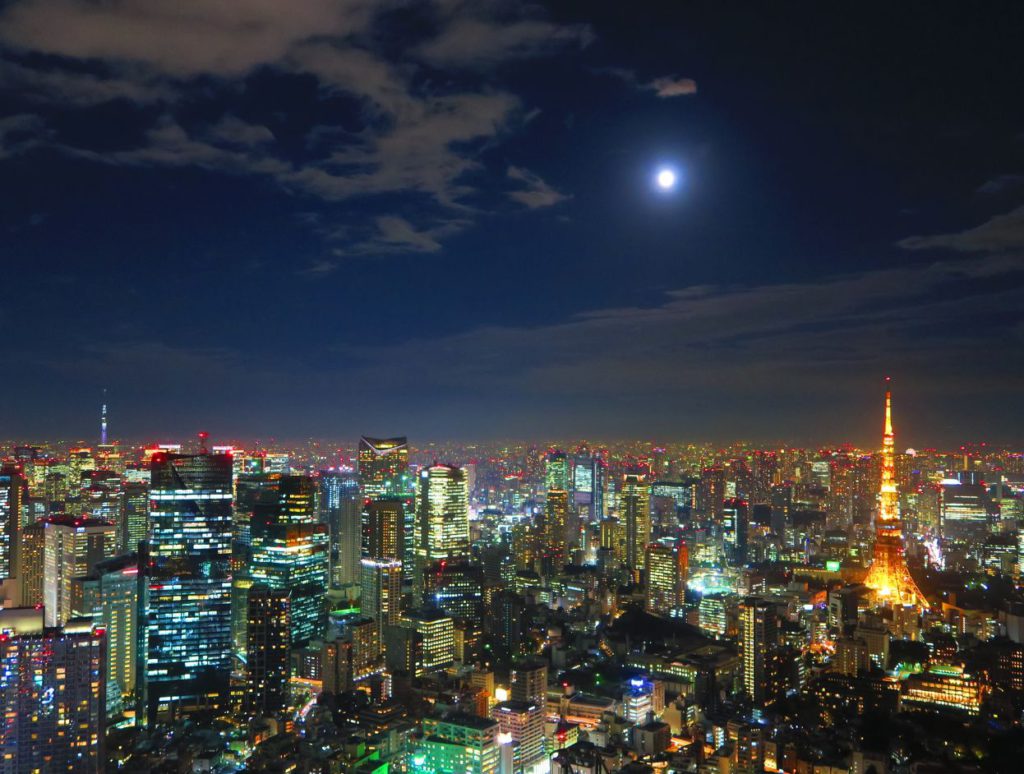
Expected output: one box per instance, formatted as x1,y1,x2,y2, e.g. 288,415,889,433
0,609,105,773
77,553,139,701
545,450,571,494
0,463,27,582
543,488,570,569
740,596,777,707
250,475,328,646
645,539,688,615
18,520,45,607
245,585,291,719
415,464,470,595
862,381,928,608
361,557,403,630
621,473,651,572
364,498,406,562
42,516,117,626
722,498,749,566
142,452,233,726
358,436,410,500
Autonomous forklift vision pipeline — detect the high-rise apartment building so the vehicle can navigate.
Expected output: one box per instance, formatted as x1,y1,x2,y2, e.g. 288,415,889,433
245,585,291,719
740,597,778,707
510,659,548,715
142,452,233,726
0,609,105,773
494,700,546,772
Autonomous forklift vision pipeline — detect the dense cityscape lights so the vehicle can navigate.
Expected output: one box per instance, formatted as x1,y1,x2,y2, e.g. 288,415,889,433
3,3,1024,773
0,382,1022,771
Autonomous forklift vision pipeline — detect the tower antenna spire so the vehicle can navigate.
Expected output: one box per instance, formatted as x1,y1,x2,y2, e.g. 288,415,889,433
100,388,108,445
863,377,928,608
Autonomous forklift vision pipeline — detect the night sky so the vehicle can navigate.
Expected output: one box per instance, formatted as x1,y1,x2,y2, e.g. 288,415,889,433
2,1,1023,445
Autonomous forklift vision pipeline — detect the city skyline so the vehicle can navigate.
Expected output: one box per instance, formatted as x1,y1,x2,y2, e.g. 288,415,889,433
2,2,1024,442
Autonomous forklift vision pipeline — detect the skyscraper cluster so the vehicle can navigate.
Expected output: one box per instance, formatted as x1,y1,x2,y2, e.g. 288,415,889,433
0,384,1022,772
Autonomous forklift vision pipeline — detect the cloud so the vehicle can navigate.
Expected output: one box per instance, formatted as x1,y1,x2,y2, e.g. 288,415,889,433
297,259,339,276
206,116,275,147
0,59,173,106
415,18,591,67
372,216,442,252
899,205,1024,252
598,68,698,98
975,174,1024,195
0,0,589,255
507,165,570,208
334,254,1024,409
647,76,698,98
0,113,48,158
0,0,372,78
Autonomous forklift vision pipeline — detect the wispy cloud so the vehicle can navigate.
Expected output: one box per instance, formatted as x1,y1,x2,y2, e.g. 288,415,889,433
507,166,570,209
899,204,1024,252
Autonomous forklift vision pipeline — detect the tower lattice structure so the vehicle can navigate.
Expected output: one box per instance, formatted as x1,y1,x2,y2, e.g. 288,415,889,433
862,380,928,608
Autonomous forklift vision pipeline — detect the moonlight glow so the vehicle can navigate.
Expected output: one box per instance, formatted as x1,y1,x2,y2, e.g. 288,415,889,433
656,168,678,190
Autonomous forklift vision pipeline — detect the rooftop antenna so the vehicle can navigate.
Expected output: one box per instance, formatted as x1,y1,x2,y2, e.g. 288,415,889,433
100,389,108,445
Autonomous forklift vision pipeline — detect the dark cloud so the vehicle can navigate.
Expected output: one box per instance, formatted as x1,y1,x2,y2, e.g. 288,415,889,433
899,205,1024,253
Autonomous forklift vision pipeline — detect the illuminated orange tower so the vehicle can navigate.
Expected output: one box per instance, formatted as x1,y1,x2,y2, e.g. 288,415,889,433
863,380,928,608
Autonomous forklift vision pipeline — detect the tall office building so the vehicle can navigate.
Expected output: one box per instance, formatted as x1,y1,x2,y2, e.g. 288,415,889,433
402,608,455,675
250,475,328,646
621,473,652,572
43,516,117,626
121,480,149,554
319,470,361,587
722,498,749,566
740,597,777,707
0,463,27,581
543,489,570,568
361,558,403,630
77,553,139,700
862,382,928,608
545,450,571,494
18,520,45,607
364,498,406,562
591,453,607,521
416,465,470,595
358,436,410,500
142,452,234,726
645,539,688,615
245,585,291,719
0,609,105,773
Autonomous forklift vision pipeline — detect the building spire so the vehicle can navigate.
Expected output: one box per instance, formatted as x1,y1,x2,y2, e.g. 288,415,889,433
100,389,108,445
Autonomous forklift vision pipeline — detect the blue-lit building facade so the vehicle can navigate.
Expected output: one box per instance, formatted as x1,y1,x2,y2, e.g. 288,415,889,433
141,452,234,726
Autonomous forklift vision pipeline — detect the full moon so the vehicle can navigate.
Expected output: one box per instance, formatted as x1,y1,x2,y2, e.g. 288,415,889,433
656,168,677,190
